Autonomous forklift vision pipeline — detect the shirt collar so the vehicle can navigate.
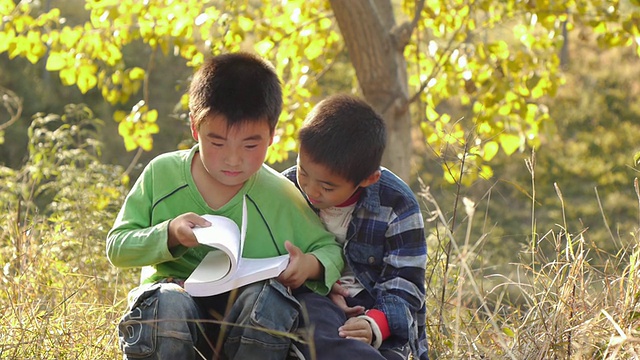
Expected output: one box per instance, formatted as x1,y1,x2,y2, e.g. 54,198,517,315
356,170,382,213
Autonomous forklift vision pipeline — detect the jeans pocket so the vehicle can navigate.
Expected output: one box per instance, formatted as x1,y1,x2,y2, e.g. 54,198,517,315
118,284,160,357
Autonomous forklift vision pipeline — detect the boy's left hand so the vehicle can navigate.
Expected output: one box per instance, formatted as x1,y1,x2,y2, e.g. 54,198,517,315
329,283,365,317
277,240,321,288
338,317,372,344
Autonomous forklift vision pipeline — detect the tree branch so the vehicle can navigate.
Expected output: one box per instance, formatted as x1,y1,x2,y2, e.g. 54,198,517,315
391,0,425,50
0,86,23,132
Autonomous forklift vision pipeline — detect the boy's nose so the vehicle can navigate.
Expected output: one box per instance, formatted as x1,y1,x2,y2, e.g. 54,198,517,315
304,183,321,199
224,150,241,166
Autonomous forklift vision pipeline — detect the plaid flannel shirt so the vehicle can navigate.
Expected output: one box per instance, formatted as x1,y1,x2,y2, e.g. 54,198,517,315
283,167,429,360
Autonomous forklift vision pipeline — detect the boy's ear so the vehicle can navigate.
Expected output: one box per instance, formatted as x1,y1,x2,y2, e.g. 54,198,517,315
189,113,199,141
358,169,381,188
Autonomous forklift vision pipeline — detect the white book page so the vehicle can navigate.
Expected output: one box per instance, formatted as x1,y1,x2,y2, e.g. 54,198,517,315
185,196,291,297
186,254,289,297
192,214,240,282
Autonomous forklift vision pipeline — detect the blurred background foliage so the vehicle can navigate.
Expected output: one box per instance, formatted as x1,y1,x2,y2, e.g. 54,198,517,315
1,0,639,269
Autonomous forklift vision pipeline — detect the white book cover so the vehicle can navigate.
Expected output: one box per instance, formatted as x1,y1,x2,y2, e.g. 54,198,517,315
184,196,289,297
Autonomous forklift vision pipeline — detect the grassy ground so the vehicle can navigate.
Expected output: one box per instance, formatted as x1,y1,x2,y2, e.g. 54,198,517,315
3,177,640,359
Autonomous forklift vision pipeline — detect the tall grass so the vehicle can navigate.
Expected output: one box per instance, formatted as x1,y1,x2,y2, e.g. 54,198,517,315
423,151,640,359
0,210,137,359
0,105,137,359
3,106,640,359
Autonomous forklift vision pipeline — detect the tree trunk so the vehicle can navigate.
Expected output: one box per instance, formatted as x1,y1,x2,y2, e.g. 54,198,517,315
329,0,412,182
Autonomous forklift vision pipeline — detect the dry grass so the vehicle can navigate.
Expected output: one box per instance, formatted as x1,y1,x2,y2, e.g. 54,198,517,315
0,210,138,359
422,153,640,359
3,161,640,359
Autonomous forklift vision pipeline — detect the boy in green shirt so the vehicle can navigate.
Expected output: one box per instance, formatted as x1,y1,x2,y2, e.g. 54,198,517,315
107,52,343,360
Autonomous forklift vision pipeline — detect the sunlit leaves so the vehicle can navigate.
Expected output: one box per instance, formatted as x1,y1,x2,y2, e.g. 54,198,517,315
499,133,522,156
76,63,98,94
4,0,640,171
45,51,66,71
403,0,608,184
483,141,499,161
115,100,159,152
99,68,144,105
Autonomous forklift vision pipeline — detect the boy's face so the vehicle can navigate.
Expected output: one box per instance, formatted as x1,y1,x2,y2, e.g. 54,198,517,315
296,150,362,210
191,114,273,190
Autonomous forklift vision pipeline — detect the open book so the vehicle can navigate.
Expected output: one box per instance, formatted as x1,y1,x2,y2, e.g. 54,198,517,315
184,197,290,297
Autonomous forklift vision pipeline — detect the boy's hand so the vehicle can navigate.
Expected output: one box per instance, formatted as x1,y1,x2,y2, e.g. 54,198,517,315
338,317,372,344
167,213,211,248
329,283,365,317
277,240,321,288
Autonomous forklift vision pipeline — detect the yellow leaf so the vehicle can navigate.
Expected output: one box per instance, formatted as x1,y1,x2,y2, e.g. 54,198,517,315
491,41,509,60
254,39,274,56
139,136,153,151
443,166,460,184
59,67,77,86
498,103,511,116
482,141,499,161
118,121,133,136
145,109,158,123
0,30,14,53
237,16,254,32
480,165,494,180
499,133,521,156
477,122,492,134
503,327,515,337
111,71,123,85
531,85,544,99
113,110,127,122
146,123,159,134
123,136,137,151
594,22,607,34
59,26,82,48
304,39,324,60
425,106,439,121
129,66,144,80
180,93,189,110
121,174,130,186
77,65,98,94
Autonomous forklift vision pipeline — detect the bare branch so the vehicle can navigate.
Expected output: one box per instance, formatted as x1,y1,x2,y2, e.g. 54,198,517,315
0,86,23,132
391,0,425,50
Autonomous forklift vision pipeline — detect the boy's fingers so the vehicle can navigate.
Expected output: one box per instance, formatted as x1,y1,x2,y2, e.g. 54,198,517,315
331,282,349,297
344,305,365,317
284,240,303,258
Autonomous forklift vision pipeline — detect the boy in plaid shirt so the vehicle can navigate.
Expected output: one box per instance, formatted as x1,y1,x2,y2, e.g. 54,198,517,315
284,94,428,360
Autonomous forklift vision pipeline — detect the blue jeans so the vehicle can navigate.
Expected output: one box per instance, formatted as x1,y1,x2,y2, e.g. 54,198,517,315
118,279,300,360
295,290,409,360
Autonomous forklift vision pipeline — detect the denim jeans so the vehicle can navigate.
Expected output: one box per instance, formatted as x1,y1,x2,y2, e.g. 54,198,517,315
295,290,410,360
118,279,300,360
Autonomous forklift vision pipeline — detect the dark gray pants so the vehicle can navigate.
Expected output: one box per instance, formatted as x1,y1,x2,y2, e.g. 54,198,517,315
294,290,408,360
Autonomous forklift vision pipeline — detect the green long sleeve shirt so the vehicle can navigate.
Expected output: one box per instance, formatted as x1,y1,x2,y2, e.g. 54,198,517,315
106,146,343,295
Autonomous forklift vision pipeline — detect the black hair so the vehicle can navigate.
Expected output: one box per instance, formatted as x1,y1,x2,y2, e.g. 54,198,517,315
188,52,282,133
298,94,387,185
